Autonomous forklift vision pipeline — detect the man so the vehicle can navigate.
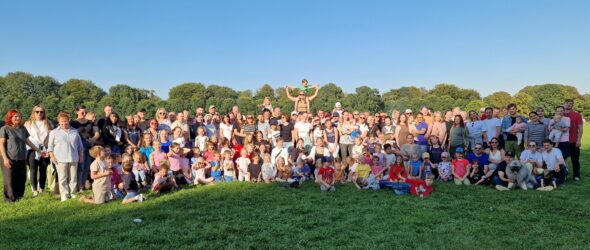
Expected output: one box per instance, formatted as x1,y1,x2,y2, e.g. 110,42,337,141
523,111,548,150
467,143,489,176
269,107,282,126
541,139,568,185
501,103,527,157
168,112,176,123
97,105,113,131
563,99,583,181
195,107,205,118
493,151,515,191
483,107,501,144
136,108,148,132
208,105,217,116
535,107,552,131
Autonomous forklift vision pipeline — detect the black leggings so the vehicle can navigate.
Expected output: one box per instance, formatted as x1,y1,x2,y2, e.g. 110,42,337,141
27,150,49,191
2,159,27,202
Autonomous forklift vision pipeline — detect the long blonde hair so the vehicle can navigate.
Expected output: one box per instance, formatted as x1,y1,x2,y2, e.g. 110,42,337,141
27,105,52,130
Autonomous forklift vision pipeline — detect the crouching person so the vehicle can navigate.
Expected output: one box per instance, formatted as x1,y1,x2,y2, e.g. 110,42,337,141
121,162,146,204
152,160,178,195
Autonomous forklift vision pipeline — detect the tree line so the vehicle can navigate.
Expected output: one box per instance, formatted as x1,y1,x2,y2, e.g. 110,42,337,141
0,71,588,121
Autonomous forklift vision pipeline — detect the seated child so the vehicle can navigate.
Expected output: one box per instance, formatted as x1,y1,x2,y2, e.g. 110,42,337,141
370,155,386,182
192,156,214,185
407,174,435,198
408,153,422,180
317,157,336,192
152,160,178,194
468,159,488,185
132,152,149,187
291,158,307,184
333,158,346,184
437,152,453,182
261,154,277,183
452,148,470,185
421,152,433,179
120,162,146,204
106,154,123,199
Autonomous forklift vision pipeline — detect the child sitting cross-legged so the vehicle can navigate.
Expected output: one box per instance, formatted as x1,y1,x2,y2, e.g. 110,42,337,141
120,162,146,204
317,157,336,192
151,160,178,195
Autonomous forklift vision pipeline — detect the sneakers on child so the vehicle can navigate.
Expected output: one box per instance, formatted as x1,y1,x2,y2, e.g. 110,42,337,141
495,185,510,191
537,186,554,191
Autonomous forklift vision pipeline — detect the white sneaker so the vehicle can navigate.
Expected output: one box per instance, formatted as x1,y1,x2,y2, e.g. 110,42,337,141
71,194,77,199
507,183,515,189
537,186,554,191
495,185,510,191
61,196,68,202
32,191,39,197
574,177,580,181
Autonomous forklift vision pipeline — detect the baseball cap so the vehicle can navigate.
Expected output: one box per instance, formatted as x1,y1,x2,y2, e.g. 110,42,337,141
405,109,413,114
291,111,298,116
455,147,464,153
422,152,430,159
332,112,340,117
321,156,333,163
270,120,278,126
505,151,515,157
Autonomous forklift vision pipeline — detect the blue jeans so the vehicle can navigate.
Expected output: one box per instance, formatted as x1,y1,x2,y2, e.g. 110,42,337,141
223,176,233,182
391,183,411,195
124,191,139,200
133,170,147,183
493,176,507,187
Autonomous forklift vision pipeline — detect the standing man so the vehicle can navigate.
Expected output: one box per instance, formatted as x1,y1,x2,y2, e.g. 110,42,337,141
96,105,113,131
483,107,501,147
501,104,527,158
563,99,583,181
137,108,148,132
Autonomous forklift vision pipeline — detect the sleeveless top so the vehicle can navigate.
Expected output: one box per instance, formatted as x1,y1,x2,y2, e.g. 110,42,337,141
489,149,502,163
397,124,410,147
325,128,336,143
296,99,308,113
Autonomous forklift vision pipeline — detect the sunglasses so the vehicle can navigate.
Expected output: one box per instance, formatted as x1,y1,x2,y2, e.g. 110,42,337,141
475,147,482,150
34,110,44,114
528,144,536,147
159,112,165,115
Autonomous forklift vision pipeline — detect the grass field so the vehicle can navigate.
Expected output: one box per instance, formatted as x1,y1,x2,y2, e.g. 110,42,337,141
1,126,589,249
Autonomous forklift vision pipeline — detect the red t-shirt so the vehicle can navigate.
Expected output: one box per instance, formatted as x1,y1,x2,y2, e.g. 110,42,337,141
564,111,583,143
318,167,334,183
388,164,407,181
406,179,433,196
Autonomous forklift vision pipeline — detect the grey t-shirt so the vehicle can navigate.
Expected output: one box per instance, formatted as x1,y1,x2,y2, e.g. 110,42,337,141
0,125,30,161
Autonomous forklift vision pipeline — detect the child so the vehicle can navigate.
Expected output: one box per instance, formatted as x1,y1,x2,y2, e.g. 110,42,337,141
203,142,216,162
120,162,146,204
210,152,223,182
548,114,567,147
192,156,214,185
346,156,358,182
421,152,433,179
428,135,443,177
333,158,346,184
508,116,527,146
222,150,236,181
353,159,375,190
195,127,208,153
317,157,336,192
291,158,307,184
468,159,487,185
408,153,422,180
452,148,470,185
151,160,178,194
370,155,386,182
261,154,277,183
383,144,397,171
437,152,453,182
79,146,111,204
407,174,435,198
236,149,251,181
248,154,263,183
149,140,167,174
352,137,364,160
388,156,407,183
269,121,281,146
106,154,123,199
275,157,291,182
139,133,154,170
258,97,273,111
372,144,384,166
132,152,148,187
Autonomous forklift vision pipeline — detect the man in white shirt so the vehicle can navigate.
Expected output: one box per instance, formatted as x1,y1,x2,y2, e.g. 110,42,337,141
483,107,501,147
541,139,568,186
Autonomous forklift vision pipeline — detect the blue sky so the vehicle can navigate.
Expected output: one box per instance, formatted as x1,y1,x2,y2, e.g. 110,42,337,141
1,0,589,99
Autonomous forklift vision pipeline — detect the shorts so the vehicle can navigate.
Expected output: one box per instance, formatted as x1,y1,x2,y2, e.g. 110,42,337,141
124,191,140,200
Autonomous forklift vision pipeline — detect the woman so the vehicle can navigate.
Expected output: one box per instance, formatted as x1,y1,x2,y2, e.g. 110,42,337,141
101,112,123,154
70,105,100,191
285,89,318,114
394,114,410,148
338,111,355,159
24,106,53,196
485,137,505,178
155,108,171,132
219,115,233,141
1,109,45,202
294,113,312,151
47,112,84,202
323,120,340,159
381,116,396,141
466,110,488,151
429,111,447,144
289,138,308,162
400,134,421,158
145,118,159,142
448,115,470,157
125,115,142,150
280,114,295,149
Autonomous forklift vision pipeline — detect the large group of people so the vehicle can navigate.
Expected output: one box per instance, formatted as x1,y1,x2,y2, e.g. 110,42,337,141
0,81,584,203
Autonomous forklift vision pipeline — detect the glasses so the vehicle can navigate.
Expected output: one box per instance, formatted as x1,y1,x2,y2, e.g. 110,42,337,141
475,147,482,150
247,117,253,119
528,144,536,147
34,110,44,114
159,112,165,115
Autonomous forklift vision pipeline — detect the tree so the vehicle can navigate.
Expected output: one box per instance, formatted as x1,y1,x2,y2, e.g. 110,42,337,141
310,83,345,113
343,86,384,113
59,79,106,114
465,100,487,113
518,84,583,116
512,92,533,115
484,91,512,108
168,83,207,112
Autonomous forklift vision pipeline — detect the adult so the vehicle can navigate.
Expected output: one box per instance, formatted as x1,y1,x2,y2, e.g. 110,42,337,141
520,141,543,174
381,116,396,142
466,110,488,151
400,134,420,158
136,108,149,132
70,105,100,191
96,105,113,131
323,120,340,159
563,99,583,181
48,112,84,201
24,105,53,196
444,111,453,146
168,111,176,123
270,138,289,165
366,116,382,138
208,105,218,116
285,86,319,114
483,107,501,147
125,115,142,150
338,111,355,159
294,113,313,150
523,111,547,151
535,107,552,131
541,139,568,185
308,138,329,177
145,118,159,142
257,111,271,141
170,112,189,136
466,143,489,179
429,111,447,145
219,115,234,141
155,108,171,132
269,107,282,126
485,137,505,179
394,114,410,148
1,109,45,202
280,113,295,149
101,112,124,154
447,115,469,157
413,113,429,153
501,103,527,157
493,151,515,191
203,114,218,138
549,106,571,161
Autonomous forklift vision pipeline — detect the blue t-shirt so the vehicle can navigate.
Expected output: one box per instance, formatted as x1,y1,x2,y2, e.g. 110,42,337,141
139,146,154,167
409,160,422,177
467,153,489,172
415,122,429,145
160,140,171,153
210,161,222,178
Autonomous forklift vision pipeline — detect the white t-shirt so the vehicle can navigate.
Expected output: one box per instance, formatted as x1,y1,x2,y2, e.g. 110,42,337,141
295,122,312,138
219,123,233,141
542,148,564,171
466,120,487,137
484,118,501,141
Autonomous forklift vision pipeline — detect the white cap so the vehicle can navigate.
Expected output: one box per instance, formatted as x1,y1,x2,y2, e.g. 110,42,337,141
405,109,413,114
291,111,298,115
335,102,342,108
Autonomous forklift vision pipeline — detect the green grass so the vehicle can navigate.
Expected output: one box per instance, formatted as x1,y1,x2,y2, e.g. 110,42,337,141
1,126,590,249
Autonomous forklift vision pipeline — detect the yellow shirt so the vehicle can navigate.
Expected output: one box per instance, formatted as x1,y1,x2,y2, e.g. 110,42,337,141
356,164,371,179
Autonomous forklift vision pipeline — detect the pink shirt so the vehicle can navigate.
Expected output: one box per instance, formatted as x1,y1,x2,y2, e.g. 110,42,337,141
236,157,251,174
452,159,469,177
370,165,384,176
509,122,526,132
151,151,167,172
168,153,181,172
